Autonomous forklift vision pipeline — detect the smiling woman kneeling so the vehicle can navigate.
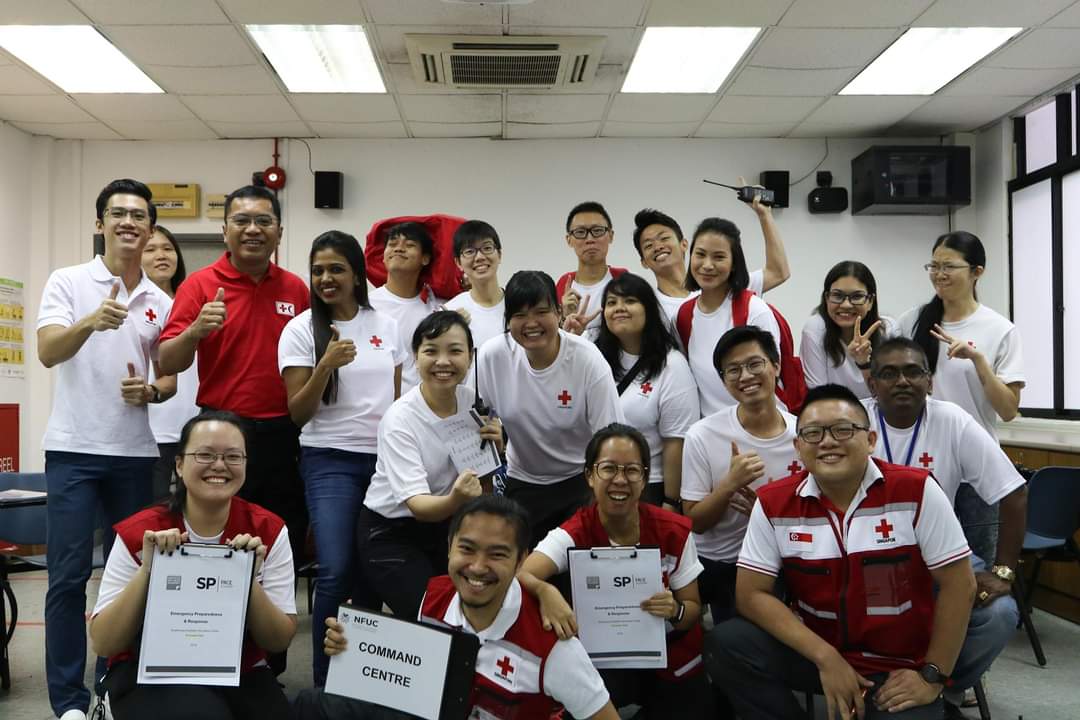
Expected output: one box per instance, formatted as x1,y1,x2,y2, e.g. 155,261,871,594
88,411,297,720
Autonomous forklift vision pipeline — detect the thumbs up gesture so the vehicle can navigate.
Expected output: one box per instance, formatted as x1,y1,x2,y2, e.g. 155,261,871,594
120,361,154,406
191,287,227,340
725,441,765,491
318,325,357,370
89,282,128,331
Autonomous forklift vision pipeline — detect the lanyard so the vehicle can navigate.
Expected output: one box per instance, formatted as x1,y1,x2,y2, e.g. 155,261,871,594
878,407,924,467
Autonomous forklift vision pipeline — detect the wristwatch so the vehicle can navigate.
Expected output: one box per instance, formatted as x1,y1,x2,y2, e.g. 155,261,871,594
672,600,686,624
855,359,872,370
991,565,1016,583
147,384,161,404
919,663,953,688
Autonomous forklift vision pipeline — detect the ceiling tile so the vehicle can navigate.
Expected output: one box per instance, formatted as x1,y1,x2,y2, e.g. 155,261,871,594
181,94,298,123
308,121,408,138
601,121,697,137
780,0,934,27
104,25,259,67
986,29,1080,69
70,94,197,122
749,28,899,69
0,65,59,94
509,0,647,27
506,122,602,139
801,96,929,126
148,65,280,95
107,119,218,140
942,66,1079,96
515,27,636,65
398,94,501,123
0,94,94,122
726,67,855,96
695,122,796,138
708,96,823,124
508,94,608,123
914,0,1075,26
787,122,885,138
608,94,715,122
204,120,312,138
290,94,400,123
895,95,1029,131
364,0,503,27
409,122,501,138
374,25,508,65
1044,2,1080,26
645,0,790,26
12,121,123,139
0,0,88,23
216,0,367,23
70,0,229,24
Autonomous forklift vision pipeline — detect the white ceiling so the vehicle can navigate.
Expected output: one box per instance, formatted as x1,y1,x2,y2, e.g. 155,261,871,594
0,0,1078,140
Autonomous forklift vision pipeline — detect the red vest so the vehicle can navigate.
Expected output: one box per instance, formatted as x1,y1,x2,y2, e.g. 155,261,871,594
420,575,563,719
560,503,704,680
754,459,938,674
554,267,627,303
109,499,287,673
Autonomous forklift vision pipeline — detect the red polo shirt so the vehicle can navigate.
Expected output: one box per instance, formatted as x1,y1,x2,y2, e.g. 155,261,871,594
161,253,309,418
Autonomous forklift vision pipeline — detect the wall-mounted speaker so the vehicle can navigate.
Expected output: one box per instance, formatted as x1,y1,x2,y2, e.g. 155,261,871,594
759,171,790,209
315,171,343,209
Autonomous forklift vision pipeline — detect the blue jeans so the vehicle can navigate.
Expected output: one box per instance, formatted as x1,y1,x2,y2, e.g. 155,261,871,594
44,451,154,716
300,446,377,687
951,556,1019,691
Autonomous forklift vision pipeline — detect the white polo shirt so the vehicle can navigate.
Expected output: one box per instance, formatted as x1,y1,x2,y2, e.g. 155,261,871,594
444,291,505,350
278,307,405,453
37,256,170,457
369,286,444,393
799,313,899,399
148,361,200,444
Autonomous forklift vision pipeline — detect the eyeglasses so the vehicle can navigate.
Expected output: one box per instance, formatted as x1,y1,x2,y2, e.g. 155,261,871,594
826,290,872,306
721,357,769,382
460,243,498,259
871,366,929,382
227,214,277,228
924,262,974,276
184,451,247,466
568,225,610,240
592,461,648,483
796,422,870,444
105,207,150,224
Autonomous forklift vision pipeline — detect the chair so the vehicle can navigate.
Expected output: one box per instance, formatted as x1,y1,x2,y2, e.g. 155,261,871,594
0,471,48,691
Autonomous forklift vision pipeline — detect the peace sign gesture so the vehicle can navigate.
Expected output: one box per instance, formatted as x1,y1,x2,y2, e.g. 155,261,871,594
930,323,980,361
846,316,882,366
562,293,601,336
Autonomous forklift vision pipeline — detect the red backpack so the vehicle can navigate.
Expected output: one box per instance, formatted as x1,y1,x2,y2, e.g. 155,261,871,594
364,214,467,301
554,267,628,303
676,290,808,413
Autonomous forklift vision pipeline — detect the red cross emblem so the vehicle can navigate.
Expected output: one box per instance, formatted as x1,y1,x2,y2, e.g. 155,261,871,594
369,335,382,348
145,308,157,322
787,461,803,474
558,390,572,406
918,452,934,468
640,382,653,395
496,655,515,679
875,518,894,540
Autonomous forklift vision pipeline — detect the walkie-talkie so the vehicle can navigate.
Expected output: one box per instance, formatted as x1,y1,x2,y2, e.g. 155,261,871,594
703,179,775,206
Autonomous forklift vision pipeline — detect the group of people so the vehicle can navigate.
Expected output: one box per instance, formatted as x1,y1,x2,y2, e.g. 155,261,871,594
34,176,1029,720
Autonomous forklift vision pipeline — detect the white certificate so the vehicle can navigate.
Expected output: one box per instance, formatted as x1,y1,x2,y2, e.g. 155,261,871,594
568,546,667,669
432,408,501,477
137,543,255,686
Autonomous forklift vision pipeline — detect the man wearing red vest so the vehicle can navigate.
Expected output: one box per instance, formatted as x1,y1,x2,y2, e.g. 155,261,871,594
294,496,620,720
704,384,976,720
557,201,627,339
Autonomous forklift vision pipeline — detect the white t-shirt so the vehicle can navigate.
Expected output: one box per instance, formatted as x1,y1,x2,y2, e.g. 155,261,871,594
37,256,171,457
368,285,444,393
566,268,614,340
685,290,780,417
863,397,1025,507
800,313,899,399
93,518,296,618
364,384,476,518
681,405,800,562
278,307,405,453
444,291,505,350
616,349,700,485
148,360,200,445
476,331,624,485
655,269,763,326
898,304,1025,439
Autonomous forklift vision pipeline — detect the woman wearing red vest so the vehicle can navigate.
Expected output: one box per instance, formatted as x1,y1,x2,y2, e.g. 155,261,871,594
518,423,713,719
89,411,296,720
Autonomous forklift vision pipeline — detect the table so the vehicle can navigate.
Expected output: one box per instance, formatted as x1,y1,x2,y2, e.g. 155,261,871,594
0,490,47,691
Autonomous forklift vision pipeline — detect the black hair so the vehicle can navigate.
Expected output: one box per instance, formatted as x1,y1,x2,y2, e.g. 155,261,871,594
565,201,612,233
815,261,885,368
96,178,157,226
594,272,677,384
685,217,749,294
584,422,651,474
167,410,251,515
912,231,986,373
385,221,435,258
412,310,475,354
632,208,683,259
796,383,870,426
713,325,780,373
448,495,531,561
870,336,930,374
151,225,187,294
503,270,559,331
224,185,281,222
453,220,502,258
308,231,372,404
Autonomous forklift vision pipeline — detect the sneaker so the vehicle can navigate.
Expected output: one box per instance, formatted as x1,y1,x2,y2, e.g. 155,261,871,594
59,710,88,720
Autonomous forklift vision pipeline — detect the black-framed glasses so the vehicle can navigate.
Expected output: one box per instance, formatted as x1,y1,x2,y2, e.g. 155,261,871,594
460,243,499,259
721,357,768,382
826,290,872,306
568,225,610,239
871,366,929,382
796,422,870,444
105,207,150,224
592,461,648,483
923,262,974,276
184,451,247,466
227,214,276,228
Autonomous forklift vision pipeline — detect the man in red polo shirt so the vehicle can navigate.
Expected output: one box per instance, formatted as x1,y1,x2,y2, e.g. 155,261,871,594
159,185,309,573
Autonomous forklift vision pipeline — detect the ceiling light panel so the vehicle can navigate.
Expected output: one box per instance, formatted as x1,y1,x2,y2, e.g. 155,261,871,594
0,25,162,93
622,26,760,94
247,24,385,93
840,27,1022,96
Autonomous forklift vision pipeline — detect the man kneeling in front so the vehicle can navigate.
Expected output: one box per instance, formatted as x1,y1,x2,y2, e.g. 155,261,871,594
294,495,619,720
704,384,976,720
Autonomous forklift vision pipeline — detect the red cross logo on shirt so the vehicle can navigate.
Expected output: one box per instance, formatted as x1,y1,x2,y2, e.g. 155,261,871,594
875,519,894,540
787,461,803,474
558,390,572,406
918,452,934,468
496,655,515,679
640,382,653,395
144,308,157,323
369,335,382,348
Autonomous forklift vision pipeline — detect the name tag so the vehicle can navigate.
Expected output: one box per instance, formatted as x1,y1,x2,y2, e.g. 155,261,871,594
275,301,295,317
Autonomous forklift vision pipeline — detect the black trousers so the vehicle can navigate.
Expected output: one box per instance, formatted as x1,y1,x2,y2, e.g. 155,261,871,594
105,661,290,720
503,473,589,548
696,556,738,624
640,482,664,507
355,508,449,620
600,667,714,720
151,442,179,503
292,689,410,720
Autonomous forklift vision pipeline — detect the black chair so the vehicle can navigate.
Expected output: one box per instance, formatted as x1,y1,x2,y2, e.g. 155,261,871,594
0,471,47,691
